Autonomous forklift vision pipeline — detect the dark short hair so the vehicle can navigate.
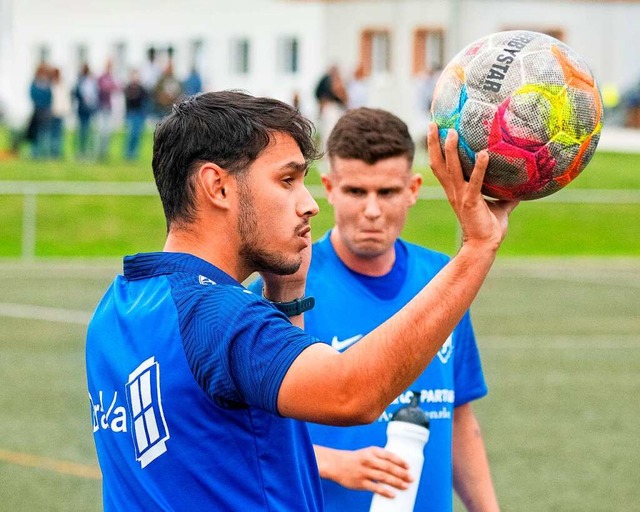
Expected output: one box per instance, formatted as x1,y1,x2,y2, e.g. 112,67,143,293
327,107,415,166
152,90,320,229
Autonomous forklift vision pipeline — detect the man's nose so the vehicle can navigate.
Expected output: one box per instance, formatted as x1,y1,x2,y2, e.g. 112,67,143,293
363,194,382,219
300,186,319,218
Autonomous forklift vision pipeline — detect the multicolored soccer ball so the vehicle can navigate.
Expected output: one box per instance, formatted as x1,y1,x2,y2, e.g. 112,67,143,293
431,30,603,200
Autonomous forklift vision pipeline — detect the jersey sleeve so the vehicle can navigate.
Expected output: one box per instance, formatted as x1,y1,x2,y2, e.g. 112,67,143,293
453,310,488,407
181,285,321,414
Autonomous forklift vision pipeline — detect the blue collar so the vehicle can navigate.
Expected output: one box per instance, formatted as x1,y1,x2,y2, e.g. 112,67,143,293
326,235,408,301
123,252,241,287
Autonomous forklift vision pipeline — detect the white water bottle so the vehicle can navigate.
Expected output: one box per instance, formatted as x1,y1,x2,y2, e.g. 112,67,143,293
369,392,430,512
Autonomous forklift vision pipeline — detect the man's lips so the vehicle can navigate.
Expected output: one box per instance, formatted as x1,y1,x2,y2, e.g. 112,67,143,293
297,225,311,237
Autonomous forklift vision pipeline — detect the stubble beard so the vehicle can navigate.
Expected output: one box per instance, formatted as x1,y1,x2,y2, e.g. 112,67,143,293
237,181,301,276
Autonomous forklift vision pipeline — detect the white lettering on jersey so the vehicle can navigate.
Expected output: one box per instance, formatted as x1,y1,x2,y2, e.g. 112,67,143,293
437,334,454,364
377,389,455,423
89,390,128,434
390,389,456,407
125,356,170,468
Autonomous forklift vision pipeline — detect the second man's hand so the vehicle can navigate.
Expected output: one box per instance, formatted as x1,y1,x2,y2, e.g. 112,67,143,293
314,445,412,499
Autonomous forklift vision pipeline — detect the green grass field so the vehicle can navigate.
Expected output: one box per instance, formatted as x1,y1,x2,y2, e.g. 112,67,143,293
1,132,639,510
0,259,638,511
0,142,639,257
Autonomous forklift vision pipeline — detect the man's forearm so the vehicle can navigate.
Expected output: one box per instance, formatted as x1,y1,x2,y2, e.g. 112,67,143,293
342,242,497,416
278,242,498,424
453,404,499,512
277,129,518,424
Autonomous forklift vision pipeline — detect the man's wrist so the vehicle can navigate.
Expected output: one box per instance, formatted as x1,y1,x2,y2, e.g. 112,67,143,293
459,238,501,257
454,242,498,277
264,293,315,317
262,285,314,317
261,282,306,303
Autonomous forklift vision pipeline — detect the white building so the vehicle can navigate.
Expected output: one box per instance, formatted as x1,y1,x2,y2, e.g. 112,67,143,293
1,0,639,137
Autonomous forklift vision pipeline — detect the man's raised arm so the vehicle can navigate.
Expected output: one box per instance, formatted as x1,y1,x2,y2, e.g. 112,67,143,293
278,124,519,424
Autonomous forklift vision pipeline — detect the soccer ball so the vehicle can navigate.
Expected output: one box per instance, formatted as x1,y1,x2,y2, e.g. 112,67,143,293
430,30,603,200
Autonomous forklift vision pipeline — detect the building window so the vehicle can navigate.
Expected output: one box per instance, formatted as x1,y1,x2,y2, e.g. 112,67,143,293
230,38,250,75
278,36,299,74
413,28,445,75
360,29,391,76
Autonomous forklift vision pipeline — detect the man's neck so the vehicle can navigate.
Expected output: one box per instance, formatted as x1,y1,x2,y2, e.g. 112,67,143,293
329,228,396,277
163,226,249,283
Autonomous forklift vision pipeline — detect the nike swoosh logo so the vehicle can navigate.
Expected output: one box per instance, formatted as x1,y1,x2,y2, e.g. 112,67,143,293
331,334,363,352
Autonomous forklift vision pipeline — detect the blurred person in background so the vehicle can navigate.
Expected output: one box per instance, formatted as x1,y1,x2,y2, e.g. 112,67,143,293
420,65,442,114
96,60,120,161
28,63,52,159
182,66,203,97
314,65,347,168
154,62,183,118
73,63,98,160
141,47,162,117
141,47,162,92
346,64,369,110
123,69,148,161
624,78,640,128
50,67,71,159
252,108,500,512
413,65,443,148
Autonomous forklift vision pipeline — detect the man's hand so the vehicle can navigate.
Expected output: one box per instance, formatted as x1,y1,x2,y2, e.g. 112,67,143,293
427,124,519,251
260,232,311,303
314,445,412,498
260,233,311,328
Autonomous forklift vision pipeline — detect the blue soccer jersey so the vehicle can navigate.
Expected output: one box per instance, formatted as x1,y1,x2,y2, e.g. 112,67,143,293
86,252,324,511
299,233,487,512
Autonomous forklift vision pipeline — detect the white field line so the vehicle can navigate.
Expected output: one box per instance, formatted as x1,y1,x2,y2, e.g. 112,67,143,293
0,263,637,326
0,302,91,325
315,185,640,203
481,334,640,350
2,181,640,203
1,260,638,284
1,301,637,351
488,270,640,288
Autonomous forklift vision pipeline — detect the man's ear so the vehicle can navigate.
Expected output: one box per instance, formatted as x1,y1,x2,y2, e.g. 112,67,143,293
408,172,423,207
321,173,334,205
198,162,232,210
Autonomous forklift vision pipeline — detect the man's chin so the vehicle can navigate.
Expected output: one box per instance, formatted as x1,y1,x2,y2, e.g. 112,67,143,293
270,262,301,276
254,256,301,276
241,243,301,275
352,242,388,260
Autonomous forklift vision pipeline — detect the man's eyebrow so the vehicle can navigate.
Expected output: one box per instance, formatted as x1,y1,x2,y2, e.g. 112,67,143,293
279,161,309,175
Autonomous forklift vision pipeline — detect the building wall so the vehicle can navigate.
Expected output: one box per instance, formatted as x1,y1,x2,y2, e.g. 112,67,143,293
323,0,640,136
2,0,639,137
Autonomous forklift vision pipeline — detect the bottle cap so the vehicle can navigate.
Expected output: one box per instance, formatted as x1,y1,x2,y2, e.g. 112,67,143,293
391,391,429,429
